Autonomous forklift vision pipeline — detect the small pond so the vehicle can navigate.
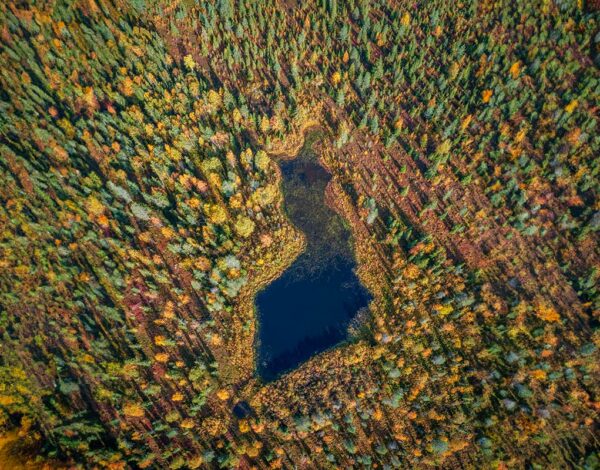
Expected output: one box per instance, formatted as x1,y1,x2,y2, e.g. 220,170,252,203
256,131,371,381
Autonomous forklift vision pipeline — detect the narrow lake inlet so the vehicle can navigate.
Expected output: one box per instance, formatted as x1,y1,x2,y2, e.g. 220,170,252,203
256,132,371,381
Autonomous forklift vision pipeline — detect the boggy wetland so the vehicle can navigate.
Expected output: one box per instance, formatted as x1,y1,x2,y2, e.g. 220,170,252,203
256,132,371,381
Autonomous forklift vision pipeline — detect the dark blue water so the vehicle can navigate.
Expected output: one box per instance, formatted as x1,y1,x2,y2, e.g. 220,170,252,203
256,133,371,381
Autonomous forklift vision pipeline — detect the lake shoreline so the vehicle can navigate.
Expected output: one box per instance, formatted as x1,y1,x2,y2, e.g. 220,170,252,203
254,127,371,381
227,117,383,398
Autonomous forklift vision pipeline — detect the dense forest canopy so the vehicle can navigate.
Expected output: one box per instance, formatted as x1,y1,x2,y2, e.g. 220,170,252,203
0,0,598,468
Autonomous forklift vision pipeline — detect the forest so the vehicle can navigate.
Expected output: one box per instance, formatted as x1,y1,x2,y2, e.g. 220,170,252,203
0,0,599,468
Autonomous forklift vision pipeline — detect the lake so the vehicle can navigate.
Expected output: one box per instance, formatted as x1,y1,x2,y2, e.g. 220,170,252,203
256,132,371,381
